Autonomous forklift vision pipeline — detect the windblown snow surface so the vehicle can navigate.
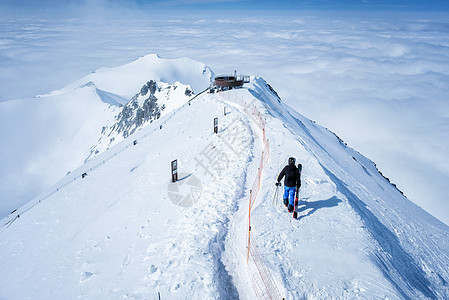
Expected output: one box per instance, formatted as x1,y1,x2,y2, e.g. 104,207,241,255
1,57,449,299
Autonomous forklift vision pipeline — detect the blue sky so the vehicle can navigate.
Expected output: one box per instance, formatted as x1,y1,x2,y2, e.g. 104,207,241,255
2,0,449,12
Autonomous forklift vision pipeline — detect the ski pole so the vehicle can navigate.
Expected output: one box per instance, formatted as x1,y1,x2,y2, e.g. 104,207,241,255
275,185,279,205
272,186,277,204
272,184,279,204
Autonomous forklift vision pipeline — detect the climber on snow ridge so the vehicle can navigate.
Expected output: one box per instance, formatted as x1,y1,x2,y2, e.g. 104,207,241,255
276,157,301,212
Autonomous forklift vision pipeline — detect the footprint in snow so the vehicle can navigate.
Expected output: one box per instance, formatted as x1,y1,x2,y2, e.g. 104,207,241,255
80,271,94,282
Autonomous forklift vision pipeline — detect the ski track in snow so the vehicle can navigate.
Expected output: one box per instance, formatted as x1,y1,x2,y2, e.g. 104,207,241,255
1,71,449,299
0,91,259,299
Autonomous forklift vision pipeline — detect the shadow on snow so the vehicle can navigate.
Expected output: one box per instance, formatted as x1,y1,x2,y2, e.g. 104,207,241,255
322,165,437,300
296,196,342,221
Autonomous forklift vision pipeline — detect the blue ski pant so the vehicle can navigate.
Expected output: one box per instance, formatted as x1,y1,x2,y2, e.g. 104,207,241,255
283,186,296,206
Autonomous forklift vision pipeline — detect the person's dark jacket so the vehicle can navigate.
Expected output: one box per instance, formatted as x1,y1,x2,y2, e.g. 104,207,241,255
277,164,301,188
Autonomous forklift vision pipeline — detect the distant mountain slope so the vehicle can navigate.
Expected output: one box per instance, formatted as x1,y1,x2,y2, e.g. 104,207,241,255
42,54,213,99
0,54,213,219
0,85,118,217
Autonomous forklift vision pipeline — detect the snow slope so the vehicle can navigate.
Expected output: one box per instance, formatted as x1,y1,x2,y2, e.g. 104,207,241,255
1,59,448,299
0,90,254,299
0,54,213,218
224,79,449,299
43,54,213,100
0,85,119,217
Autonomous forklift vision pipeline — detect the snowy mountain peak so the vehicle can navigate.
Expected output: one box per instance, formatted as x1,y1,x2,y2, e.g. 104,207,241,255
87,79,196,159
40,54,213,99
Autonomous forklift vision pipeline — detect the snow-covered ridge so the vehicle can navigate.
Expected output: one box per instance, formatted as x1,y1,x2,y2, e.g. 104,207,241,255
87,79,196,160
245,77,449,299
39,54,214,99
1,56,448,299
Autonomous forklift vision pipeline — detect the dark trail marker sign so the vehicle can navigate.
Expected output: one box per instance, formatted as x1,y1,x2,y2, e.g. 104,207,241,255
214,117,218,134
171,159,178,182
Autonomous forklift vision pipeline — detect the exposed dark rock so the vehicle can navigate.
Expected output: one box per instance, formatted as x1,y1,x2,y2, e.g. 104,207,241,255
140,80,157,96
185,88,193,97
111,81,164,139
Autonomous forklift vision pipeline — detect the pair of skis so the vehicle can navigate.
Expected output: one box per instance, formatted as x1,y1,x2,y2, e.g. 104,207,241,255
293,163,302,219
293,195,299,219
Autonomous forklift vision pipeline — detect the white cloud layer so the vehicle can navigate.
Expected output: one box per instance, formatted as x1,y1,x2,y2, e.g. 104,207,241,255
0,10,448,224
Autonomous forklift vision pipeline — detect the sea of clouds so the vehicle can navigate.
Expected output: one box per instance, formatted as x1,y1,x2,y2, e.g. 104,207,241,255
0,9,448,224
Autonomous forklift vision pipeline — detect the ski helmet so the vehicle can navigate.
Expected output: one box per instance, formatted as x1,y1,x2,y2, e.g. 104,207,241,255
288,157,296,165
